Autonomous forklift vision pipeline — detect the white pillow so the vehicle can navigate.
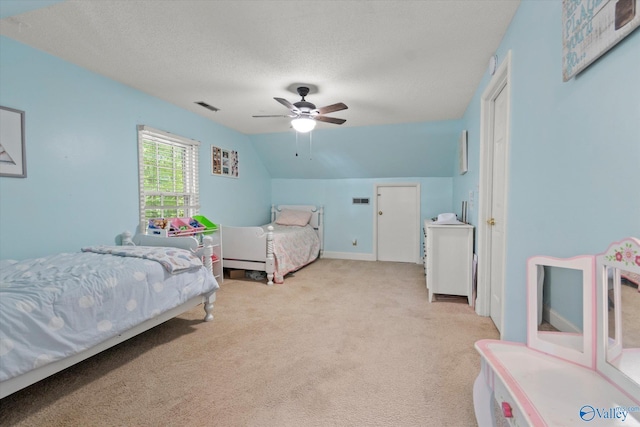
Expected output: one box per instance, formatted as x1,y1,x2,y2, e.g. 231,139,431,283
275,209,312,227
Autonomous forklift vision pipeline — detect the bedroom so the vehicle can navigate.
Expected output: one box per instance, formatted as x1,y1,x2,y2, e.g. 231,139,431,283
0,0,639,425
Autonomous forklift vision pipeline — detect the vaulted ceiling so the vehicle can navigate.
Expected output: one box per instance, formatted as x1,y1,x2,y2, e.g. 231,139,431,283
0,0,520,135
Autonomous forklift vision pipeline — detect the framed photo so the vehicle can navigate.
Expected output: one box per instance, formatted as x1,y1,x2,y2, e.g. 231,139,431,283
0,106,26,178
211,145,238,178
459,130,468,175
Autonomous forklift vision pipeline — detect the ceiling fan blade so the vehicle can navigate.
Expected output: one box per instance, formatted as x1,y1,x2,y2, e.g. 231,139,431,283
252,114,295,118
316,102,348,115
315,115,346,125
274,97,300,113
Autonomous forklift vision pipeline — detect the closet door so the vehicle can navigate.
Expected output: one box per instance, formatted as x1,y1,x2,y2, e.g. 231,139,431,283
376,184,419,263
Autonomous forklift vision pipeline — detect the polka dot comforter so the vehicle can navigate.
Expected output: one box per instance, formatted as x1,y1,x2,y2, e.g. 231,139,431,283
0,247,219,383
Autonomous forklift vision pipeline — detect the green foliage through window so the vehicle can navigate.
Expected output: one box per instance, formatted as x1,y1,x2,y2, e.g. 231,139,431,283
138,127,200,226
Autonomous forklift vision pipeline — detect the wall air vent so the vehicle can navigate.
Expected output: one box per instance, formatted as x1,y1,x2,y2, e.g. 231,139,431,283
352,198,370,205
195,102,219,112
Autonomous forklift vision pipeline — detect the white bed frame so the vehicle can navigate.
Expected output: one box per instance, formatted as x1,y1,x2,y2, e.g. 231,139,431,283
221,205,324,285
0,232,217,399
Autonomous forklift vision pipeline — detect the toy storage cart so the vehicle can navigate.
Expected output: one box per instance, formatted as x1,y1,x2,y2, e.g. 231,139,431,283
146,216,222,284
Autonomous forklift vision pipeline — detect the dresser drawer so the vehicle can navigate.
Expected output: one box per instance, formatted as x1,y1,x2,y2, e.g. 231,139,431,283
493,371,526,427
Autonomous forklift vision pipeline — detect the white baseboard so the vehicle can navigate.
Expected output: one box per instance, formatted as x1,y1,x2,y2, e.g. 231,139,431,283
322,251,376,261
543,304,580,333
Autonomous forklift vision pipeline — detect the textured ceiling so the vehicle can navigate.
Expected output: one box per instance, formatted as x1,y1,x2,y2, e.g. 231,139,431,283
0,0,520,135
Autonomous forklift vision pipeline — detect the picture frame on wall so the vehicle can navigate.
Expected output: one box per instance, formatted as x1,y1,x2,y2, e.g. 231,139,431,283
211,145,238,178
459,130,468,175
0,106,26,178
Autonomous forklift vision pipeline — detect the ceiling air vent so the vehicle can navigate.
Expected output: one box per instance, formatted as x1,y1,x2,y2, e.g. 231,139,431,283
195,102,219,112
352,198,370,205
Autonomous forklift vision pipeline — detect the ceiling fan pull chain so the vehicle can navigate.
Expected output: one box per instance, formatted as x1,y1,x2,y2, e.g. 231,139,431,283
309,131,313,160
295,131,299,157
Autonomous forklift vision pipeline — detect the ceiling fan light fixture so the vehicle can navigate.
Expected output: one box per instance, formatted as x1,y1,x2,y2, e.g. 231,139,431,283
291,117,316,133
254,86,346,131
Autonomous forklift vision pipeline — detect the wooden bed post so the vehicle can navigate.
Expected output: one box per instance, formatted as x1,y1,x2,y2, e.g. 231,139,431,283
201,236,216,321
203,293,215,322
266,225,275,285
201,235,214,273
121,231,135,246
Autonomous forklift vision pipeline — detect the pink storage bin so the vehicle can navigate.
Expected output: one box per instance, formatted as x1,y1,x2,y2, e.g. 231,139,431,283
170,218,195,236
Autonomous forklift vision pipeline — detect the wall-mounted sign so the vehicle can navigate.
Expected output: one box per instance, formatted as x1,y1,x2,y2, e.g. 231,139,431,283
563,0,639,81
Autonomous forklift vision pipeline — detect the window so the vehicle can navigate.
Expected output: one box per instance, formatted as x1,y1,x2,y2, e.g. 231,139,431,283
137,125,200,229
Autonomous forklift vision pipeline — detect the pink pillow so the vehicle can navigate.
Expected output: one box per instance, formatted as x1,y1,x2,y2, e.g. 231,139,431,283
275,209,312,227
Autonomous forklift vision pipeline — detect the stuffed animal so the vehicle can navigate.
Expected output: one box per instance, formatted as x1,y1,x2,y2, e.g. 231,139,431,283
149,218,170,229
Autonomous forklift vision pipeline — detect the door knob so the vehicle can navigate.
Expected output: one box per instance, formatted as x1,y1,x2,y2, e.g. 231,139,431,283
487,218,496,226
378,211,383,215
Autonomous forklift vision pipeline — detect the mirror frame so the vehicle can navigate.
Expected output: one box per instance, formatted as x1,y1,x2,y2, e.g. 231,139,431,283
596,237,640,400
527,255,595,368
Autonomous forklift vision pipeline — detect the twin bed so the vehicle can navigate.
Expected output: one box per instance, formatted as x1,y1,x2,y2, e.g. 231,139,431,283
0,233,219,399
0,204,322,399
222,205,323,285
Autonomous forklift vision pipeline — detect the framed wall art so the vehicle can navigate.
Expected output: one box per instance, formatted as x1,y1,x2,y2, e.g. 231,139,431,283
211,145,238,178
0,106,26,178
563,0,640,81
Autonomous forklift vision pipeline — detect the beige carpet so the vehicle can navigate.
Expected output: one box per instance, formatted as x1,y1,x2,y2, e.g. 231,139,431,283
612,281,640,348
0,259,499,427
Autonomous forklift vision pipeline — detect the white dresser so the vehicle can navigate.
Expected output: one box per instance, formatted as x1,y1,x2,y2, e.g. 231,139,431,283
423,220,474,305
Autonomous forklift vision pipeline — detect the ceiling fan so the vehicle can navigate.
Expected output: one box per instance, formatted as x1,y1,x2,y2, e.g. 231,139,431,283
253,86,348,132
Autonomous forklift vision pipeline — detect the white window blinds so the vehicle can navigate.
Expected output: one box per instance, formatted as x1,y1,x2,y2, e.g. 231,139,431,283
137,125,200,229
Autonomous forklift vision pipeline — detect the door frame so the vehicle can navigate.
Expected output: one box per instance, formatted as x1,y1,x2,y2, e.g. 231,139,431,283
373,182,421,263
476,51,512,329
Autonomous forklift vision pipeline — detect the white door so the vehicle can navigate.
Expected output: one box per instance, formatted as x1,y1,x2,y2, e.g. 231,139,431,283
489,85,509,331
477,51,511,336
376,185,419,263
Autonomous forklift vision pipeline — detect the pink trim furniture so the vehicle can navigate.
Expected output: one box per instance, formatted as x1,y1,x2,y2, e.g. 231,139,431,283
473,237,640,426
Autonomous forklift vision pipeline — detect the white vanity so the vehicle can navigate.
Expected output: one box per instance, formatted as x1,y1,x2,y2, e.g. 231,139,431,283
473,237,640,426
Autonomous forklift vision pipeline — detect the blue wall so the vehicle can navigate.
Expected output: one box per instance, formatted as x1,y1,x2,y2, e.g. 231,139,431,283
272,177,453,256
0,37,271,259
0,1,63,18
453,1,640,341
543,266,584,331
255,120,461,258
250,120,461,179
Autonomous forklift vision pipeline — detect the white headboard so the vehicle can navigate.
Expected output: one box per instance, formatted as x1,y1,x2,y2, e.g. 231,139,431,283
271,205,324,252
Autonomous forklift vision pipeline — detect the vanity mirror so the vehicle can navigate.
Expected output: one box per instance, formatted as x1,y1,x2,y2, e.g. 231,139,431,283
474,238,639,427
596,237,640,399
527,255,594,368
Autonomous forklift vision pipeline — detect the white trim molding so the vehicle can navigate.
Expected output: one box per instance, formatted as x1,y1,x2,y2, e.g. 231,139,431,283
322,251,377,261
476,50,512,323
